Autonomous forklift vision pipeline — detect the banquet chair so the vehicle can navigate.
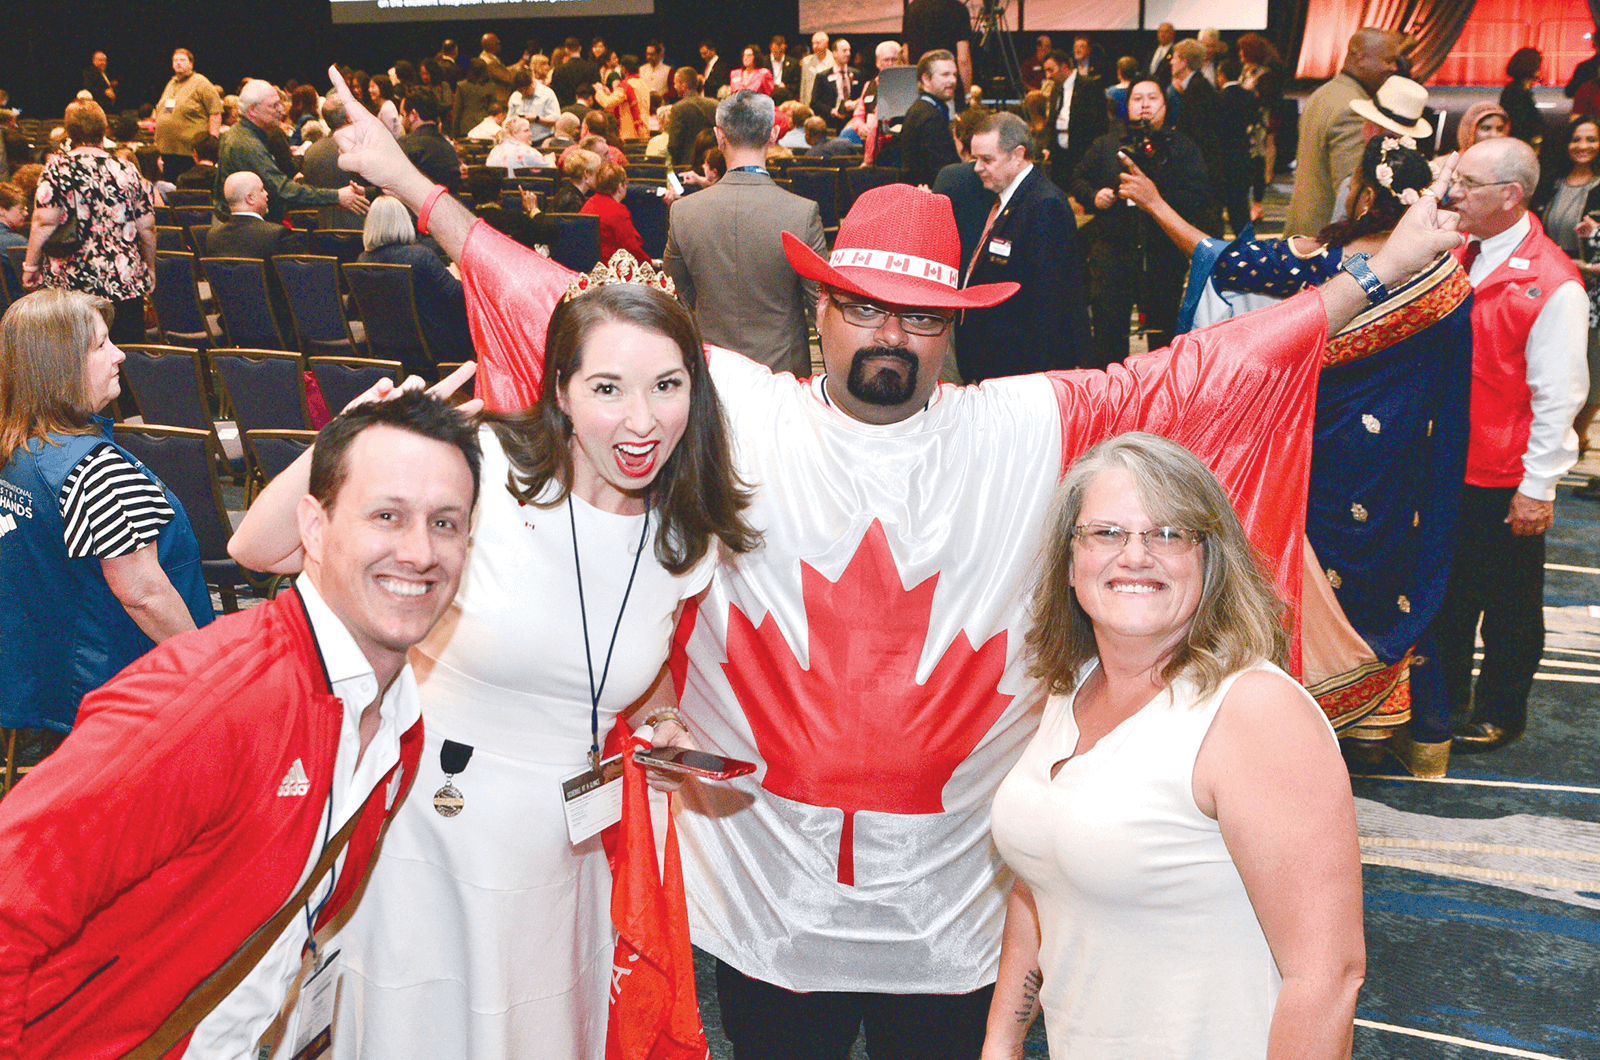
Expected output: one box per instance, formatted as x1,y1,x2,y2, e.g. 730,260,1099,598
151,251,221,350
341,263,436,382
273,255,364,357
544,213,601,273
203,257,293,351
309,356,404,414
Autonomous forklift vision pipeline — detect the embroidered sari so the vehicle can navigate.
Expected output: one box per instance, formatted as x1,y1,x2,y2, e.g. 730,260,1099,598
1180,237,1474,737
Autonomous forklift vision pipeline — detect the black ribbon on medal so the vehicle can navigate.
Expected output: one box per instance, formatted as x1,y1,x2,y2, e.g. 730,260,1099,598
571,495,651,774
433,740,473,817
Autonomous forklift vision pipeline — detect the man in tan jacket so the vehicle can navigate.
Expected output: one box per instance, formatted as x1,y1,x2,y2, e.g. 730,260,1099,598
1282,28,1401,237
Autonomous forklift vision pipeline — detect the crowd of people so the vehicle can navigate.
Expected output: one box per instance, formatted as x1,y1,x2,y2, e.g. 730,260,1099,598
0,15,1592,1060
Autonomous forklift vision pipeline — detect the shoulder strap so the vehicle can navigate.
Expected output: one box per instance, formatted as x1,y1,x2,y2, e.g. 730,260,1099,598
116,805,367,1060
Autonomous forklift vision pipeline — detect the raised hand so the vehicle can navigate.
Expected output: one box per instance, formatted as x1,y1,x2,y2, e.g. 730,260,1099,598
1368,151,1464,287
1116,151,1161,211
343,361,483,417
328,65,432,201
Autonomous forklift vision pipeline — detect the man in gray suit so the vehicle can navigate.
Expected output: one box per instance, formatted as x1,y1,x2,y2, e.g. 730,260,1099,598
664,90,829,376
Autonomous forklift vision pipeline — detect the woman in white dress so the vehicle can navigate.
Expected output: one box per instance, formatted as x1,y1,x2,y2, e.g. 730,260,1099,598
980,432,1364,1060
230,213,760,1057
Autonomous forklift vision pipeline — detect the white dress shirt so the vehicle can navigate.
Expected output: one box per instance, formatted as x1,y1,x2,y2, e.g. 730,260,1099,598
1465,212,1591,500
186,576,423,1059
1148,43,1172,76
508,82,560,136
996,162,1035,214
1054,70,1076,148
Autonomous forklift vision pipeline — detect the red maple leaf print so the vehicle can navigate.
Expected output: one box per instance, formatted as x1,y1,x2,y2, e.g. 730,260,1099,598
722,520,1014,886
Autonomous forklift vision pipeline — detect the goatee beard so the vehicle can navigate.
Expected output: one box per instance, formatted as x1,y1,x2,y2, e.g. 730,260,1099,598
846,346,919,406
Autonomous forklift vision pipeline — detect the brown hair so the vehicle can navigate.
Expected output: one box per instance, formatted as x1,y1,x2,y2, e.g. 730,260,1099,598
1025,432,1288,699
916,48,955,82
1236,32,1280,67
0,182,24,212
593,161,627,196
1,290,116,453
486,284,759,574
63,101,108,148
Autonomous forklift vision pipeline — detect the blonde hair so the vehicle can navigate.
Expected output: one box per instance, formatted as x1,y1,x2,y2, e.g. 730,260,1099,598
361,194,416,252
496,116,532,145
562,148,603,181
1026,432,1289,699
1,289,115,453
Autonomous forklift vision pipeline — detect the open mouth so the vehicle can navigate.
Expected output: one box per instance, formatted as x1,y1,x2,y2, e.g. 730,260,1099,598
1109,580,1165,595
376,575,432,598
614,440,660,479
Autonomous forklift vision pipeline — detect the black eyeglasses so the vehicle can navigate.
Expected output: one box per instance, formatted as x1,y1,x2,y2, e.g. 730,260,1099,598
832,298,955,337
1071,523,1205,555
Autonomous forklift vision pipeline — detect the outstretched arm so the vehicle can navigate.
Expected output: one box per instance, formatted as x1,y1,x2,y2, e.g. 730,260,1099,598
328,65,473,261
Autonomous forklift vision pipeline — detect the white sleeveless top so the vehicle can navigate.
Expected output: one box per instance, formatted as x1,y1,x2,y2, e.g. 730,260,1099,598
990,660,1328,1060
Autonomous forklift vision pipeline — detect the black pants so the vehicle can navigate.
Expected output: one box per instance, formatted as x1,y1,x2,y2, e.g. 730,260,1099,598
1431,484,1546,734
715,959,993,1060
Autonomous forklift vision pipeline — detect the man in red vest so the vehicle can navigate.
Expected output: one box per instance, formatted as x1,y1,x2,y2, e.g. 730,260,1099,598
0,392,479,1059
1437,137,1589,754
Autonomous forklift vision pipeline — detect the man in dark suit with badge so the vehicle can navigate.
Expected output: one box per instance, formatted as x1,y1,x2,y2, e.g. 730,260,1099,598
956,112,1091,381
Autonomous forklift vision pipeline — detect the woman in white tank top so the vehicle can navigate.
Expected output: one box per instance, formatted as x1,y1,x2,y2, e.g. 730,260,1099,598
982,432,1364,1060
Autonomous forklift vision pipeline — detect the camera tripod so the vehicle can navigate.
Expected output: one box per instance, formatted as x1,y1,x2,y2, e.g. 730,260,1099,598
972,0,1026,104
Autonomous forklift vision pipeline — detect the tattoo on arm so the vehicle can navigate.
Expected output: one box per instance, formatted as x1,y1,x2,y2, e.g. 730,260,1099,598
1015,968,1042,1025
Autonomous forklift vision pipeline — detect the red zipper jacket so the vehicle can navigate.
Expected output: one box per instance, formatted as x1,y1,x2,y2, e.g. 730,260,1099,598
0,589,423,1059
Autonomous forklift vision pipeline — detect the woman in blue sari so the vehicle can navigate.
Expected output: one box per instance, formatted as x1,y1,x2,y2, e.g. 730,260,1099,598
1119,138,1474,777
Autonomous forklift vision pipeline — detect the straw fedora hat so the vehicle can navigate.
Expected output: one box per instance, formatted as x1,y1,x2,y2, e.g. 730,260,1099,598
1349,76,1433,138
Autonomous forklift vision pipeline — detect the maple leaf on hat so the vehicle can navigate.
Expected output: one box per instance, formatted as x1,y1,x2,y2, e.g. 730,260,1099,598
721,520,1014,886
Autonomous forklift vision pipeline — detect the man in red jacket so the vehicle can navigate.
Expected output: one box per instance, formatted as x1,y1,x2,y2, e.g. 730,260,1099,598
1435,136,1589,755
0,391,479,1060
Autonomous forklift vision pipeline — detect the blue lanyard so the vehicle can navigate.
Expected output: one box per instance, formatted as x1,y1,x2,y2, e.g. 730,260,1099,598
301,778,336,963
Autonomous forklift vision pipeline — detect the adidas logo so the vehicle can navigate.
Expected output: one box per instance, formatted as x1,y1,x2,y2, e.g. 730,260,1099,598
277,759,311,798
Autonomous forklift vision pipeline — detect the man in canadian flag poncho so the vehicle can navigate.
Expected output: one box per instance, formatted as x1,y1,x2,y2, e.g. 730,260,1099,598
324,68,1464,1060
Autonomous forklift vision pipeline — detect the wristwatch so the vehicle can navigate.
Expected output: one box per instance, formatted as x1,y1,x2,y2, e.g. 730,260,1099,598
1339,252,1389,306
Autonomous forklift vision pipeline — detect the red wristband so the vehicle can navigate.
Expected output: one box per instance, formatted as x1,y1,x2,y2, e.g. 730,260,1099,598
416,184,448,236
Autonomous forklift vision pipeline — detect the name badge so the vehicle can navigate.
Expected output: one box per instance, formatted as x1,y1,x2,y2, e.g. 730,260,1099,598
989,238,1012,258
287,950,339,1060
560,754,624,845
1509,256,1531,269
164,98,177,112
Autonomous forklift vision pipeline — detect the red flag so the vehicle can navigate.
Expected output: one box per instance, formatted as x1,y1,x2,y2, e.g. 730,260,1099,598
601,725,710,1060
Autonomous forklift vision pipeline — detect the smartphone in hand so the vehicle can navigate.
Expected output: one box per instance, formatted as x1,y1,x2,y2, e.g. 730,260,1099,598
634,746,755,780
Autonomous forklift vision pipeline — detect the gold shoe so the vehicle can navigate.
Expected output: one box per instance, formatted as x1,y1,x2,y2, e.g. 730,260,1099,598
1393,730,1450,778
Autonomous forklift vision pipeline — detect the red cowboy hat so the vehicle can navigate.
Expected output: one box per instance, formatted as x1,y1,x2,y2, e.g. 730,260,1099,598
783,184,1018,309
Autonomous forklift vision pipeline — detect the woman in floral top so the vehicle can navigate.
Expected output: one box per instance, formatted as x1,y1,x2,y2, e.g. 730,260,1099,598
22,101,155,347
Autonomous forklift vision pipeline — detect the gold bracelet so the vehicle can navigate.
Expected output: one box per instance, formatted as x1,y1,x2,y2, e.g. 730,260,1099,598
643,708,687,731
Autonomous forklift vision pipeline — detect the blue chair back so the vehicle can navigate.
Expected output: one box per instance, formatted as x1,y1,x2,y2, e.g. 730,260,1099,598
151,251,215,349
188,224,209,257
120,345,213,431
165,189,211,206
786,168,842,231
111,425,231,563
273,255,358,356
172,205,213,232
309,356,404,414
155,225,186,251
845,167,906,213
203,257,291,351
624,186,669,261
209,349,310,437
311,229,365,266
544,213,601,273
341,263,435,381
243,429,318,483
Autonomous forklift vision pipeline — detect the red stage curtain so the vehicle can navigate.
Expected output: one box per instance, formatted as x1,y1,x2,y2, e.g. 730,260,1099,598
1294,0,1477,83
1430,0,1594,86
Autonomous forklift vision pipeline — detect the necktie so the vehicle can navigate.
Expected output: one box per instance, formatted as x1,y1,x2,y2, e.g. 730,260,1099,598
1461,239,1481,277
968,200,1002,280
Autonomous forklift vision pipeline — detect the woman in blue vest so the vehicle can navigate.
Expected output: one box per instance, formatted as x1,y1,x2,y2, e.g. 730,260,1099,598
0,289,213,737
